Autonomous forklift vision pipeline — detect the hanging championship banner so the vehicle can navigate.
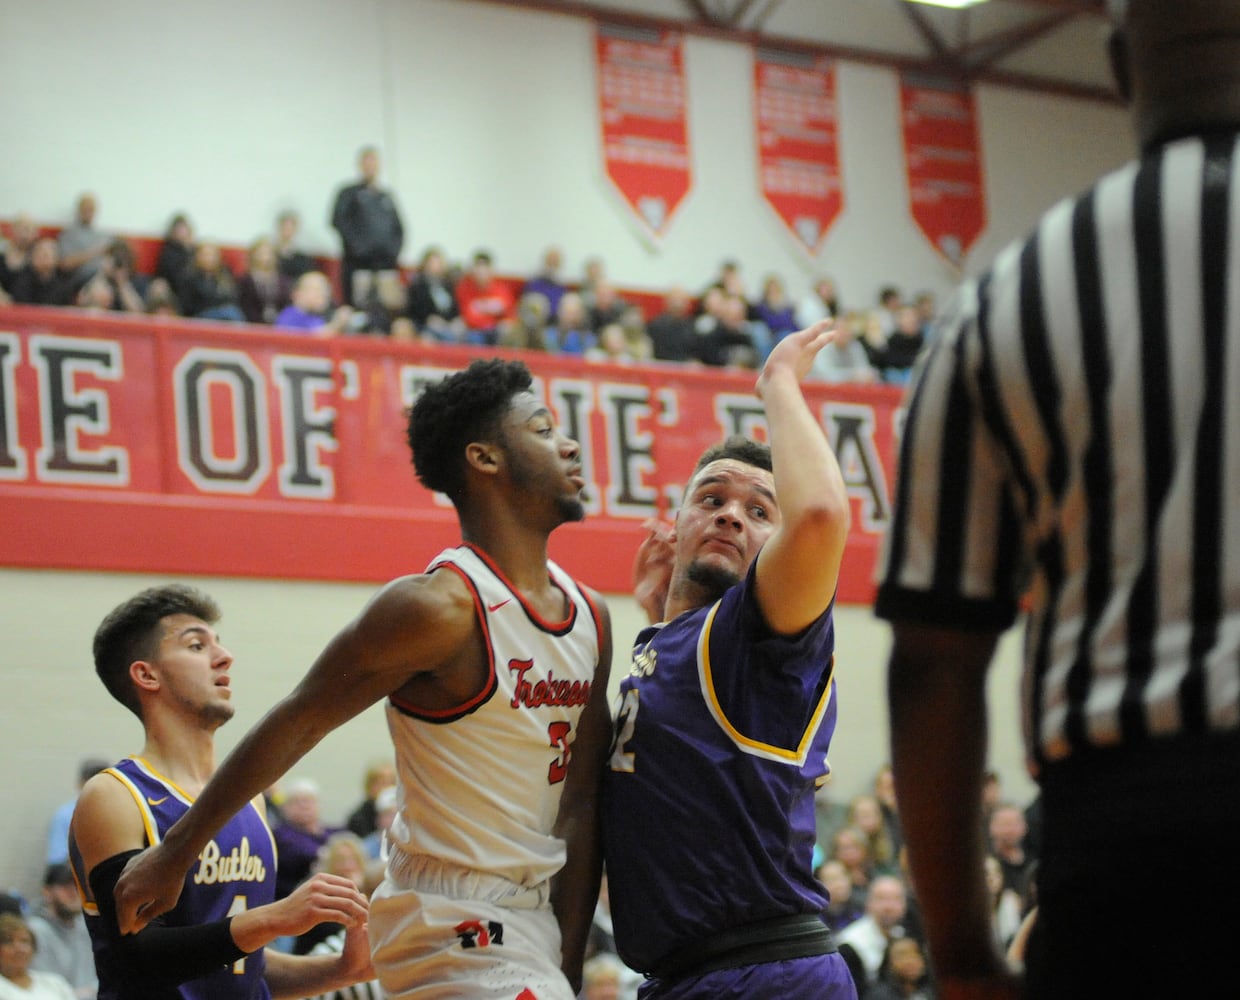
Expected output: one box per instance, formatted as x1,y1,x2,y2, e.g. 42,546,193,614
753,49,843,256
596,23,692,242
899,74,986,266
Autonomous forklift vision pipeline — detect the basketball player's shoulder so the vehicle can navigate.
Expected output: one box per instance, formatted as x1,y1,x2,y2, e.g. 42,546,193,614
363,569,477,640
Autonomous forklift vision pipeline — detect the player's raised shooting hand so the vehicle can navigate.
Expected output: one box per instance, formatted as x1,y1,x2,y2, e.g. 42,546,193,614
755,318,835,400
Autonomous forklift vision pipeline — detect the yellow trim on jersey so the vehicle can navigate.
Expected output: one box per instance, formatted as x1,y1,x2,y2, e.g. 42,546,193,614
697,600,835,766
103,766,161,848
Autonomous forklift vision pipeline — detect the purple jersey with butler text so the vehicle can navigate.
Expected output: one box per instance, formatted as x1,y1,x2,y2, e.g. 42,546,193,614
78,756,277,1000
600,564,838,974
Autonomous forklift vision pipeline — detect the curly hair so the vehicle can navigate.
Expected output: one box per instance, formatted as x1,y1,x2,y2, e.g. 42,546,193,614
406,359,534,500
690,434,772,481
93,584,221,720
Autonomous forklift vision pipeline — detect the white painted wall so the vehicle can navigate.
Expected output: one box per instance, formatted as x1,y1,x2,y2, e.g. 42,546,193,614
2,0,1131,309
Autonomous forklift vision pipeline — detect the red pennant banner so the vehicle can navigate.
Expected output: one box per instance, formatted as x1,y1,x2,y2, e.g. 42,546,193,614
899,74,986,266
754,50,843,256
596,23,692,242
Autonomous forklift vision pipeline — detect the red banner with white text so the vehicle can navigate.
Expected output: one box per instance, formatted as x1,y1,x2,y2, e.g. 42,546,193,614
0,307,903,604
754,50,843,256
899,74,987,266
596,23,692,243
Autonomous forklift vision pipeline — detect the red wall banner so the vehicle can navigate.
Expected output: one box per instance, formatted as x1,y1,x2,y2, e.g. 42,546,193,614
899,74,987,266
754,50,843,256
0,307,904,605
596,23,692,243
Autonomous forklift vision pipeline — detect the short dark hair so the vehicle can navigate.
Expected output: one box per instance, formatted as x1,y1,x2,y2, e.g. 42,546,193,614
690,434,773,482
93,585,221,719
406,359,534,501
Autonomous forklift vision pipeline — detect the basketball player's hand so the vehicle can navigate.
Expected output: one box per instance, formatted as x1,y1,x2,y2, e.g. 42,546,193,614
632,517,674,624
115,841,187,934
337,915,377,983
262,873,371,939
756,318,835,399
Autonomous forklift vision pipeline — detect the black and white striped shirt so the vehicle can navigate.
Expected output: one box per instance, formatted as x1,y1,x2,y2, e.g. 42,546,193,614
306,931,385,1000
876,130,1240,768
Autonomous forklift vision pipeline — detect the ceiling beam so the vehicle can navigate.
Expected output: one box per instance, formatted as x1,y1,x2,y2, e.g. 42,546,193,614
471,0,1123,104
963,9,1076,70
898,1,954,63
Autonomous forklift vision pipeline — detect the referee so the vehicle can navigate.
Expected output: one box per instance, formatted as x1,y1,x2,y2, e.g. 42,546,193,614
875,2,1240,998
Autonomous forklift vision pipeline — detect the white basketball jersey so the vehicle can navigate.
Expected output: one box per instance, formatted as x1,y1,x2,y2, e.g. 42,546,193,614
385,544,602,889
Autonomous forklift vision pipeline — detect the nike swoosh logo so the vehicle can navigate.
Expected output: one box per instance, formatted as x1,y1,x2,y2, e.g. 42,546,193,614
147,796,169,806
487,599,511,612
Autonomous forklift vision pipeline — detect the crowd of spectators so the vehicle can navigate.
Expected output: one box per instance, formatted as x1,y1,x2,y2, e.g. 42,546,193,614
3,159,938,385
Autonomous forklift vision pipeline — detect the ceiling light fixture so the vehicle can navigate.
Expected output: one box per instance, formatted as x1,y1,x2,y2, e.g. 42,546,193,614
903,0,990,9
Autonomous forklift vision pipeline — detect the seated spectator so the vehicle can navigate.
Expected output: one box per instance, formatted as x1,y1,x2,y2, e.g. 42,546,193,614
274,209,316,281
361,786,398,861
57,193,111,294
10,238,72,307
809,311,878,384
617,304,653,362
405,246,464,343
696,293,762,368
586,278,627,333
836,875,911,991
154,213,195,289
1,214,39,298
176,241,244,322
586,322,639,365
645,285,698,362
818,858,866,934
454,249,514,345
550,291,594,355
866,935,935,1000
753,273,799,343
275,271,353,335
25,863,95,1000
76,238,147,314
272,777,341,902
876,284,903,338
699,257,752,318
522,244,569,318
143,278,181,317
0,912,76,1000
829,824,877,898
344,760,396,840
797,273,840,326
236,236,292,324
500,292,554,352
870,305,925,384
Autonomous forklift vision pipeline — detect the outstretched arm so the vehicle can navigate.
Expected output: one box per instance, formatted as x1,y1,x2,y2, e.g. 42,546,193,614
114,573,475,934
263,918,376,1000
552,593,614,994
753,320,852,634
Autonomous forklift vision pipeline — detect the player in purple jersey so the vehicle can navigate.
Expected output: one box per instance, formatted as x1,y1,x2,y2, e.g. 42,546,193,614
68,584,373,1000
601,321,858,999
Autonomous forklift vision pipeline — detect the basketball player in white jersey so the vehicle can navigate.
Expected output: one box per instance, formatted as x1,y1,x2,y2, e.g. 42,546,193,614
111,358,615,1000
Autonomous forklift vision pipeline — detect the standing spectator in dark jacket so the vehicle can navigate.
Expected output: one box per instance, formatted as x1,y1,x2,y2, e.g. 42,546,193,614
330,146,404,309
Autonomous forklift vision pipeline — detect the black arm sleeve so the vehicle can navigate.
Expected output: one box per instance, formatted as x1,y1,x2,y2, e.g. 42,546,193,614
89,850,250,987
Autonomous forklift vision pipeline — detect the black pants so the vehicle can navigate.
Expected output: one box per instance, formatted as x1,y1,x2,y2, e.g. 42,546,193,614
1025,732,1240,999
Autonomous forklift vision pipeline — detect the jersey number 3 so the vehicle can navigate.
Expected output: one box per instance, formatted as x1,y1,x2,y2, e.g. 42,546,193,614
547,721,572,784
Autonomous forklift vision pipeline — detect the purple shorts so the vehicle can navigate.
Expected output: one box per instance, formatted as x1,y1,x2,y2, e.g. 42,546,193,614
637,952,858,1000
